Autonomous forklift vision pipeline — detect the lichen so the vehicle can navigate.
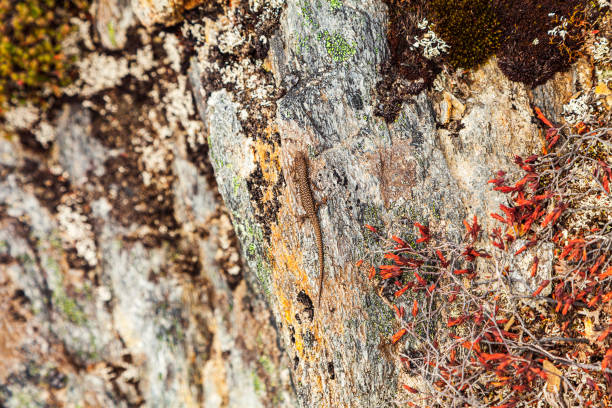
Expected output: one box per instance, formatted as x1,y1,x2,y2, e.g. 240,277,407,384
320,30,356,63
411,20,450,60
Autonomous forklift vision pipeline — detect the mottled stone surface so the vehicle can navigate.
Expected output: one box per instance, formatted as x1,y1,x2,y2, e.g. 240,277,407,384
0,1,295,407
0,0,592,406
195,0,588,407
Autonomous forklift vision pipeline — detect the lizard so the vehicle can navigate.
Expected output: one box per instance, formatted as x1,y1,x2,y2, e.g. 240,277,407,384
293,151,325,306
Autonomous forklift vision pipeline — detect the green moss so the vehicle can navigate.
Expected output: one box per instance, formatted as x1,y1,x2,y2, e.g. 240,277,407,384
0,0,88,113
427,0,502,68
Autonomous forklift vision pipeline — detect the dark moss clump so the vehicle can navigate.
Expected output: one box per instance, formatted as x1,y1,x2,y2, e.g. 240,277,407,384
0,0,89,112
496,0,584,87
375,1,440,122
427,0,502,69
375,0,594,123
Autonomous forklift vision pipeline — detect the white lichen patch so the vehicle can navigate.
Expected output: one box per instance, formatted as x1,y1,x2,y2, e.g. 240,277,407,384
562,93,593,124
71,53,130,96
591,37,611,64
129,45,156,80
57,203,98,266
250,0,284,12
3,104,39,131
412,20,450,59
162,33,182,73
33,121,56,148
137,135,171,187
564,160,612,234
506,240,554,298
62,17,95,54
161,75,204,150
547,16,569,41
218,27,245,54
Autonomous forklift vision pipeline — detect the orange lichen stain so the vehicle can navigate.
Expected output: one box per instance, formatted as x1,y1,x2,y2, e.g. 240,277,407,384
277,292,305,356
315,373,324,397
268,187,312,291
252,125,281,203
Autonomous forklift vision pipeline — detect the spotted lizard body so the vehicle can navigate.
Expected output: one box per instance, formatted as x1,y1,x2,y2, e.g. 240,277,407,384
294,152,325,306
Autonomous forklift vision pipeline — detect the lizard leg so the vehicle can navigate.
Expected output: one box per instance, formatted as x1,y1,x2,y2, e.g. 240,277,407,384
296,213,309,228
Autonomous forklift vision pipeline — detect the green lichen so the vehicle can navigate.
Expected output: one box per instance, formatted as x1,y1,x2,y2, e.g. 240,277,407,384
107,21,117,47
54,291,87,325
320,30,356,62
232,175,241,195
362,292,395,336
327,0,342,10
299,1,318,29
252,371,265,394
255,259,272,298
258,355,274,374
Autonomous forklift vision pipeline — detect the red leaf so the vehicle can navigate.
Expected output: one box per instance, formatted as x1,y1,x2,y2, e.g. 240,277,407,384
435,250,448,267
394,284,411,298
411,299,418,317
402,384,418,393
600,266,612,280
448,315,467,327
391,328,407,344
491,213,508,224
414,272,426,286
587,294,600,308
494,185,516,193
561,301,571,315
391,235,408,248
602,348,612,370
540,210,556,228
548,133,560,149
365,224,377,233
480,352,508,361
532,280,550,297
597,325,612,342
535,107,554,128
515,245,528,256
531,257,539,277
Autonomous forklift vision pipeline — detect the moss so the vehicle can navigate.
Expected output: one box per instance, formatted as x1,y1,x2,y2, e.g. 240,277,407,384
427,0,502,69
495,0,586,87
376,0,595,122
0,0,89,113
375,1,439,122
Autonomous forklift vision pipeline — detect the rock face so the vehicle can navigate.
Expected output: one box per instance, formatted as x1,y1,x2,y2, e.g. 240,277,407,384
0,1,294,407
195,0,591,407
0,0,596,407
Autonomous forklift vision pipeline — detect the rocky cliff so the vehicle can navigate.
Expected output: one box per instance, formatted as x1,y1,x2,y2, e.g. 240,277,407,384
1,0,610,407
